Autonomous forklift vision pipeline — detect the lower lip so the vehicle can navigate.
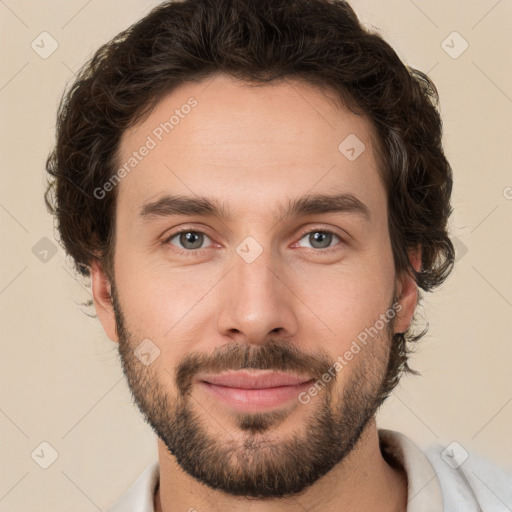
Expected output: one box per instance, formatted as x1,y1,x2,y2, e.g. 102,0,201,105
198,380,314,412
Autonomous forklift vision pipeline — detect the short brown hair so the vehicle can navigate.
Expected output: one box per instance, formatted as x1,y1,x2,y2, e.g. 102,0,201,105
45,0,455,380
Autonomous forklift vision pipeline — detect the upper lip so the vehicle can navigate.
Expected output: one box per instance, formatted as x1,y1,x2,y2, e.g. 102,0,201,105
199,370,313,389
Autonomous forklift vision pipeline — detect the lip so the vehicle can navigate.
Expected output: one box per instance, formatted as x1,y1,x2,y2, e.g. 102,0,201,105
197,370,314,412
199,370,312,389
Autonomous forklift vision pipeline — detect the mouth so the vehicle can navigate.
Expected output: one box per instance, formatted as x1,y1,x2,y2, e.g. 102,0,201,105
197,370,314,412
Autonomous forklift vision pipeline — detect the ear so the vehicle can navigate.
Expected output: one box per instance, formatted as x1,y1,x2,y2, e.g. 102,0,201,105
393,245,422,334
90,259,118,343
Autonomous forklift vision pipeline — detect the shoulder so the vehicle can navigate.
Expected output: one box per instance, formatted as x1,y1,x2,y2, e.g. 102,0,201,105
379,429,512,511
423,440,512,511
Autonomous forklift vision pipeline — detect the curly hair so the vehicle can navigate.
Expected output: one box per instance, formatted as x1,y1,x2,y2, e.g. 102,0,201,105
45,0,455,381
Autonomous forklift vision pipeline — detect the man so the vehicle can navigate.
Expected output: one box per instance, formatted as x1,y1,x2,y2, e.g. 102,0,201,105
44,0,512,510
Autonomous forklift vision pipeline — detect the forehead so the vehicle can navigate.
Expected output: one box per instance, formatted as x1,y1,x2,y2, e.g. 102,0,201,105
116,74,385,222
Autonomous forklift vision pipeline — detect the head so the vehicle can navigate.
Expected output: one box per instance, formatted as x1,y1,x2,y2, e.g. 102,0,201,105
45,0,454,499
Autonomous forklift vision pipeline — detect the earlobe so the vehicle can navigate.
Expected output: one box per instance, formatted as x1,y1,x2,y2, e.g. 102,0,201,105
394,245,422,334
90,259,119,343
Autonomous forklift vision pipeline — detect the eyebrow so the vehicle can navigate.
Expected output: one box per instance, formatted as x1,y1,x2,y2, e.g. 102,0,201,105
139,192,371,224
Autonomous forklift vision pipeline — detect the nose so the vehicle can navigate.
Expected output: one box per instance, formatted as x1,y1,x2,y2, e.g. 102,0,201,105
216,246,299,345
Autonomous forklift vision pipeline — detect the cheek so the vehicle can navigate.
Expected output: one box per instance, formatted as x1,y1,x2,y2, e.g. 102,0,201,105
293,256,395,348
114,253,223,363
114,223,396,364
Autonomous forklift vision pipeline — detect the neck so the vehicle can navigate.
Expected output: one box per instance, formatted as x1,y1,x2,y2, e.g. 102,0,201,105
153,420,408,512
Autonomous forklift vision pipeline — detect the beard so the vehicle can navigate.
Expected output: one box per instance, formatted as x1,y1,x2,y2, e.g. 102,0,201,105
111,283,402,499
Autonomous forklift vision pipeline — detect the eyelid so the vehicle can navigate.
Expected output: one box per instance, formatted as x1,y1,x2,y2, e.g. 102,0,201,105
162,224,348,253
293,226,345,251
164,227,216,252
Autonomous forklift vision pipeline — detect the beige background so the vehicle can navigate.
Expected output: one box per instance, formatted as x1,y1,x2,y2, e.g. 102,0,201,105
0,1,511,511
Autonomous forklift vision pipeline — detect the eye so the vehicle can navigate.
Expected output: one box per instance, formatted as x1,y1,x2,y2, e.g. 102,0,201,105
166,230,213,251
296,229,342,250
163,228,344,254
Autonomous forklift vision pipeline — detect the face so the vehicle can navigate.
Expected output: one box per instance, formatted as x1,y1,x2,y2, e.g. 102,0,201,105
93,75,418,498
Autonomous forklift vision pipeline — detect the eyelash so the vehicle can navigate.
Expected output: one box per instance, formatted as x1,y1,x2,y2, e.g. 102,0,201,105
162,227,345,256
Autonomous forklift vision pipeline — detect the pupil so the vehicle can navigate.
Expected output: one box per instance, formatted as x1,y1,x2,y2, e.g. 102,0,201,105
311,231,331,248
181,232,202,249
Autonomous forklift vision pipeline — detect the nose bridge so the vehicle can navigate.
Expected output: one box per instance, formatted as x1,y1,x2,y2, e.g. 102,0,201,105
234,244,279,302
216,238,298,342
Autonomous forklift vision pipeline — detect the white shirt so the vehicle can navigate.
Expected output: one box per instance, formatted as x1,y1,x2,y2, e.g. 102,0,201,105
106,429,512,511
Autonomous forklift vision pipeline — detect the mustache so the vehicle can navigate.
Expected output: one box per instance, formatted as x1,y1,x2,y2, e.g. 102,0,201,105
175,340,335,396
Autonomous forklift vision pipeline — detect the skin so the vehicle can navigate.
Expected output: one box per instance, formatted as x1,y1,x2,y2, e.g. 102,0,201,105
91,74,421,512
